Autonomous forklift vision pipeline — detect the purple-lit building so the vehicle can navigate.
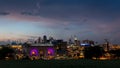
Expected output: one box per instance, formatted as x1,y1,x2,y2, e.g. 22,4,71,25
26,43,55,60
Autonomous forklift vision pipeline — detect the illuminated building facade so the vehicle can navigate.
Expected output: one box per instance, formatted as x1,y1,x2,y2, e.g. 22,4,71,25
10,44,24,60
26,43,55,60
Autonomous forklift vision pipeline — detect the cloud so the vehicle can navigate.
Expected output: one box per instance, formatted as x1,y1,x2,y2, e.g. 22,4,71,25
21,12,33,16
0,12,10,16
17,34,39,39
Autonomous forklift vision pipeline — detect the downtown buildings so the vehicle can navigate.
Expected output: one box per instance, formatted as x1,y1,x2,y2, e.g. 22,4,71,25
0,35,120,60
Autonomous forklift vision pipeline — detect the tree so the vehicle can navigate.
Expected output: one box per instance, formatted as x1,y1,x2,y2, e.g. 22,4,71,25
92,46,105,59
84,46,93,59
84,46,105,59
0,47,15,60
109,49,120,59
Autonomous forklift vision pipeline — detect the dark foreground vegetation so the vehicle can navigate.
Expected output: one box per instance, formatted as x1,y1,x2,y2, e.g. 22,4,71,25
0,59,120,68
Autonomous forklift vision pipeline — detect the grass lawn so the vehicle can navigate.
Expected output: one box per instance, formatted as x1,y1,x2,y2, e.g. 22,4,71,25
0,59,120,68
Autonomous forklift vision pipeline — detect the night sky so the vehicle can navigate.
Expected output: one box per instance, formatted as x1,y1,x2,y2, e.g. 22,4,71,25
0,0,120,44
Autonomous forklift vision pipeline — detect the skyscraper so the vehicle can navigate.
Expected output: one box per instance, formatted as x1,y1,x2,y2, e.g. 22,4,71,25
38,37,41,43
73,35,81,46
43,35,47,43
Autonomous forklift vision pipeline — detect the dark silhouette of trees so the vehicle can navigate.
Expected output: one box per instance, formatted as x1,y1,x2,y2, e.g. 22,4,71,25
0,47,15,60
109,49,120,59
93,46,105,59
22,56,30,60
84,46,105,59
84,46,93,59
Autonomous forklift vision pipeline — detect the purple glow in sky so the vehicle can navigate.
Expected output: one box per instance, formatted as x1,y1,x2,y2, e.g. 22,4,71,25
0,0,120,44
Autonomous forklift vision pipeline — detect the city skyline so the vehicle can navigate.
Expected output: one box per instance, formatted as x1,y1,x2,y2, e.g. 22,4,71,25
0,0,120,44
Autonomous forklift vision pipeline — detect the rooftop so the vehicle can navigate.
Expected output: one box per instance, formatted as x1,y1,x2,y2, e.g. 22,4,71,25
31,43,53,46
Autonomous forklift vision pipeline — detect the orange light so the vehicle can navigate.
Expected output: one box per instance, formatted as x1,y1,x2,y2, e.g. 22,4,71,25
40,51,43,54
48,51,51,55
99,57,108,60
32,51,36,55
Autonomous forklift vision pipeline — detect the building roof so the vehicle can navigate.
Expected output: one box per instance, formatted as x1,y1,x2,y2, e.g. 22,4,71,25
31,43,53,46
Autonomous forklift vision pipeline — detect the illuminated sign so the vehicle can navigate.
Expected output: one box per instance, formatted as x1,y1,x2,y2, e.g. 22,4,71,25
81,43,91,46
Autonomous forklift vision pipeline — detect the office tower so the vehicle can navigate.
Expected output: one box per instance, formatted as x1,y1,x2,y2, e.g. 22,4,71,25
38,37,41,43
43,35,47,43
